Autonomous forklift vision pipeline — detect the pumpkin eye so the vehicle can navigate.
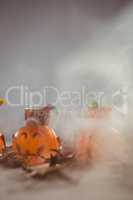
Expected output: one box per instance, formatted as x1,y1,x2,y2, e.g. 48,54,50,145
32,132,39,138
21,132,28,139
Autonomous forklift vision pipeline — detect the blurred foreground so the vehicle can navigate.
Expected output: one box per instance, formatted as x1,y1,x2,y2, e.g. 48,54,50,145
1,133,133,200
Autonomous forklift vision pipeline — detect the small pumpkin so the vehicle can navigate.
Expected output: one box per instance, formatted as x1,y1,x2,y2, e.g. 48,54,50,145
12,119,61,166
0,133,6,154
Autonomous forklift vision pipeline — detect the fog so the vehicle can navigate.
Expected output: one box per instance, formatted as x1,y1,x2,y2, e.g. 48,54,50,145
0,0,133,136
1,1,133,200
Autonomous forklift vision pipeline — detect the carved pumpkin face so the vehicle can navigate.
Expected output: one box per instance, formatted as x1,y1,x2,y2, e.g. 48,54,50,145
12,120,60,166
0,133,6,154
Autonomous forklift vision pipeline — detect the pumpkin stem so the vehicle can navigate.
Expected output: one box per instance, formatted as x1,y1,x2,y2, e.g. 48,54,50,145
88,100,98,109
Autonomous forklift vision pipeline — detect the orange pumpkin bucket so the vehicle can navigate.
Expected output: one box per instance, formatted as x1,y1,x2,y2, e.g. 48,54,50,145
12,119,61,166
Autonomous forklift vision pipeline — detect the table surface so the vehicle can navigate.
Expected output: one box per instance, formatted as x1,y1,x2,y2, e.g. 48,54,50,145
0,160,133,200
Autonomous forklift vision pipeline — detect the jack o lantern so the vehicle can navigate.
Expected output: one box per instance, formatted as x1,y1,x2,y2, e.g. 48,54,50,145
12,119,61,166
0,133,6,154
